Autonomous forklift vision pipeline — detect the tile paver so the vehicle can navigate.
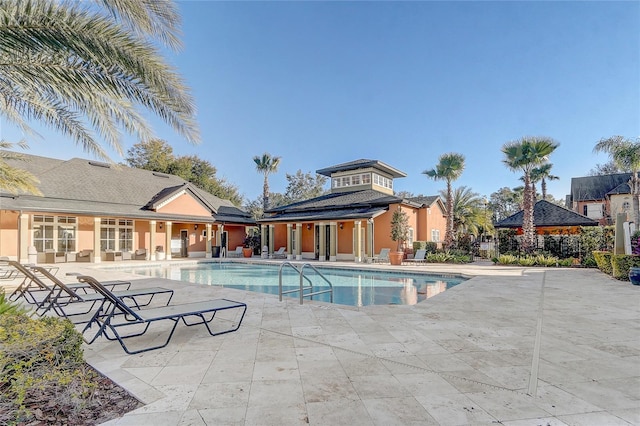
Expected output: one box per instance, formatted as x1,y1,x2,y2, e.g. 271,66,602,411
4,259,639,425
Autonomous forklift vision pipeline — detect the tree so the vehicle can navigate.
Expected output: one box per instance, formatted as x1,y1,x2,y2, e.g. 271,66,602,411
283,170,328,204
489,187,523,221
439,186,486,238
530,163,559,200
594,135,640,224
126,141,243,206
0,0,199,194
390,208,410,252
0,142,40,194
502,136,559,253
422,153,466,250
589,161,623,176
253,153,281,211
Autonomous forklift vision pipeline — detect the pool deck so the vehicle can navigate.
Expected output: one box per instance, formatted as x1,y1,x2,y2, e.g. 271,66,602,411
4,259,640,425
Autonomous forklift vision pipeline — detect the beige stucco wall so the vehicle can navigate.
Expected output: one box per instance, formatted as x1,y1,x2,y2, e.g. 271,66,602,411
610,194,637,224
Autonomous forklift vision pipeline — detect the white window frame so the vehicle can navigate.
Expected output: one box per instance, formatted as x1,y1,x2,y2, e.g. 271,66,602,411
33,215,77,252
431,229,440,242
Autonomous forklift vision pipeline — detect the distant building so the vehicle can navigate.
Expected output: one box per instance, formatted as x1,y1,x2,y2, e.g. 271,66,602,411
495,200,598,234
566,173,635,225
258,159,447,261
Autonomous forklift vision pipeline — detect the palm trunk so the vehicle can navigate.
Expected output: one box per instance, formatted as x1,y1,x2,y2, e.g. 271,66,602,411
444,180,454,250
263,174,269,211
522,174,535,253
541,179,547,200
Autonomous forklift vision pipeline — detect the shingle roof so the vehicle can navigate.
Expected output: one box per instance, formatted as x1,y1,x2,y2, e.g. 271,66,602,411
570,173,632,202
494,200,598,228
407,195,441,206
261,189,404,223
315,159,407,178
1,151,254,225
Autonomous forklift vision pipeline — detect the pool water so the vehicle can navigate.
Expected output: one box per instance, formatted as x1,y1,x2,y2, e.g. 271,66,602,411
115,262,466,307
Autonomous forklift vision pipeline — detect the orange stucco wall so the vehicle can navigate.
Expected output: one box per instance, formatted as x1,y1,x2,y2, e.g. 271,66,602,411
301,225,315,252
0,210,19,258
157,193,212,217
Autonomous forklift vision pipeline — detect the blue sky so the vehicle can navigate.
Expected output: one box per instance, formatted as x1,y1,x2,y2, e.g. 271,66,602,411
2,1,639,204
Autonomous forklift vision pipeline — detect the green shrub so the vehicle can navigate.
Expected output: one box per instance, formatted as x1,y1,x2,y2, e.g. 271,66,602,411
497,254,518,265
558,258,574,267
611,255,640,281
518,256,536,266
0,288,30,315
534,254,559,267
426,252,454,263
0,314,95,424
593,251,613,275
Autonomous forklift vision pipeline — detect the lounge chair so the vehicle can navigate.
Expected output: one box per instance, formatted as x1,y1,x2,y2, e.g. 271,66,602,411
272,247,287,259
403,249,426,265
7,260,130,306
226,246,244,258
370,248,390,264
30,266,173,322
44,249,67,264
77,275,247,354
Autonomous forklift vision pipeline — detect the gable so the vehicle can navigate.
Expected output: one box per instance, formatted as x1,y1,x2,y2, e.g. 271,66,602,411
155,192,212,217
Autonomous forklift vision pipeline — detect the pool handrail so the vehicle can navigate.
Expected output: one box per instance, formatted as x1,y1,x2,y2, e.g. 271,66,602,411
278,262,333,304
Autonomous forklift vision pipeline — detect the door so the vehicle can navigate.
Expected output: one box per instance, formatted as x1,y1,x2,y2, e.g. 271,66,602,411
314,225,319,260
180,230,188,257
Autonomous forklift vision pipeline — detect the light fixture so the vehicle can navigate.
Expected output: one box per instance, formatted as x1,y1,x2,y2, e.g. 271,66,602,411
194,224,199,230
306,224,311,230
339,223,344,229
159,222,163,230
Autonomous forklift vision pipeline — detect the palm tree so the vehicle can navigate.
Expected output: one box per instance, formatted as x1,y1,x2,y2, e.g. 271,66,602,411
0,142,40,194
502,137,559,253
439,186,486,238
253,153,281,210
594,136,640,224
0,0,199,193
423,153,465,250
530,163,559,200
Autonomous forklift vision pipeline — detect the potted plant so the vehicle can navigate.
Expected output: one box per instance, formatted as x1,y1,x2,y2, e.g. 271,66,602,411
242,234,261,258
389,208,409,265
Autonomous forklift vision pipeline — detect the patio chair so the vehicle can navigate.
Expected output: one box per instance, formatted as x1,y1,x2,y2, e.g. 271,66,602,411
76,249,94,263
7,260,130,306
272,247,287,259
403,249,427,265
30,266,173,322
133,248,147,260
77,275,247,354
226,246,244,258
371,248,390,264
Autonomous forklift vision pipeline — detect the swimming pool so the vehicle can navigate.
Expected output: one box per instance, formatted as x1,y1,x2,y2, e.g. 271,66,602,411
114,262,466,307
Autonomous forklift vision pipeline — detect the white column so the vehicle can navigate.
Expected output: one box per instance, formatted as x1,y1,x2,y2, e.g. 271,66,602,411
150,220,157,261
286,223,293,259
269,225,275,255
165,221,172,260
329,222,337,262
354,220,362,263
93,217,101,263
206,223,212,258
318,222,326,261
19,213,29,263
296,223,303,260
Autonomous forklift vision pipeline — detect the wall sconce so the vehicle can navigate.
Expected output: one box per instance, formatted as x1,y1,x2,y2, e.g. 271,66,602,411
194,224,199,230
159,222,163,230
306,224,311,230
339,223,344,229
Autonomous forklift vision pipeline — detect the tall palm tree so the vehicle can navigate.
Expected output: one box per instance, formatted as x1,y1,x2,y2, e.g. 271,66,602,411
502,137,559,253
530,163,559,200
253,153,281,210
423,152,465,250
0,142,40,194
0,0,199,193
594,135,640,224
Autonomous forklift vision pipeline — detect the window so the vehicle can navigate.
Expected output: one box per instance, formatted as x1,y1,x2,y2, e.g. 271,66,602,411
341,176,350,187
361,173,371,184
332,178,341,188
351,175,360,185
101,219,116,251
119,220,134,252
623,201,630,211
33,215,76,252
431,229,440,242
583,206,588,216
408,228,414,245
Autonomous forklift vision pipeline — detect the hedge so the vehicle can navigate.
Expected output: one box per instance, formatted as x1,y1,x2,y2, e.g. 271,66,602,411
611,254,640,281
593,251,613,275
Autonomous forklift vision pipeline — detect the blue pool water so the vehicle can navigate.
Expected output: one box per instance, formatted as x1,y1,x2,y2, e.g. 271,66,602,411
114,262,466,307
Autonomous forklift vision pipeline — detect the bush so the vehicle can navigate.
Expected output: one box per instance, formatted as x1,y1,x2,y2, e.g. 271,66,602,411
0,314,95,424
496,254,518,265
413,241,438,254
611,254,640,281
518,256,536,266
593,251,613,275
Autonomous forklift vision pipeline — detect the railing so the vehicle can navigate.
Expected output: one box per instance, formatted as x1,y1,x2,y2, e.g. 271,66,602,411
278,262,333,305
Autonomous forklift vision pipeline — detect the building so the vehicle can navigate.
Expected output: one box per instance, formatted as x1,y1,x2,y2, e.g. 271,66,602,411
0,152,255,263
567,173,635,225
258,159,447,261
495,199,598,234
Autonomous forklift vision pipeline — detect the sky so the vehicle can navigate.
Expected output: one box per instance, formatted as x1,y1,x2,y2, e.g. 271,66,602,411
1,1,639,205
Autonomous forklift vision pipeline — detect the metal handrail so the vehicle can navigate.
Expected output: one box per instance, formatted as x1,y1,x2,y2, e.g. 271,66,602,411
278,262,333,304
